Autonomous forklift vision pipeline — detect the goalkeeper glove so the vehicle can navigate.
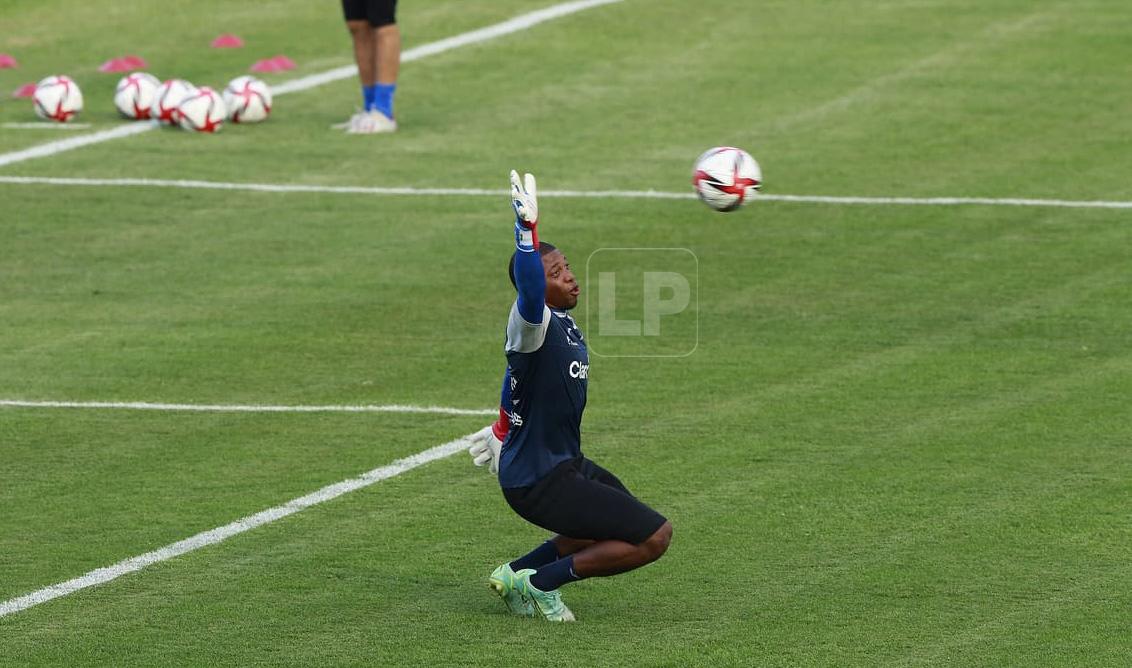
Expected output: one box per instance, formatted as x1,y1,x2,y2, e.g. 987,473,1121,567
467,425,503,475
510,170,539,251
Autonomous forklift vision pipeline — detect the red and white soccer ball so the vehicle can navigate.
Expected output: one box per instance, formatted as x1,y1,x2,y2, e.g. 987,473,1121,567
153,79,197,125
692,146,762,212
113,72,161,120
222,76,272,123
177,86,227,133
33,75,84,123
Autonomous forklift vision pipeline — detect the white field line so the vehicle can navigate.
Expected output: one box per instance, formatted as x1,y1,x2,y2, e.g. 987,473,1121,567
2,122,94,130
0,123,155,167
758,193,1132,210
1,174,1131,210
0,0,622,169
0,399,496,416
0,430,480,618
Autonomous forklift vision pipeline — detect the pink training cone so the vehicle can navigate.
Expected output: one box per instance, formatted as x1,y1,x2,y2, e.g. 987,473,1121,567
269,55,296,70
99,57,132,73
98,55,147,72
12,82,36,98
211,33,244,48
0,54,18,69
249,58,283,73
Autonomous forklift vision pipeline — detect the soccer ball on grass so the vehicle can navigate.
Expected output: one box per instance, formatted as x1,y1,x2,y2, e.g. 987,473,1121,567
33,75,83,123
114,72,161,120
177,86,227,133
153,79,197,125
222,76,272,123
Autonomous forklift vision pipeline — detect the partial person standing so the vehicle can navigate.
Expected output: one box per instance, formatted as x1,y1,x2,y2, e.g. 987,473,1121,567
341,0,400,134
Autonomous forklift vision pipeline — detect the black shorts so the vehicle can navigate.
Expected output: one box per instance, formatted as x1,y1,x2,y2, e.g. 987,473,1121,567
502,456,667,545
342,0,397,27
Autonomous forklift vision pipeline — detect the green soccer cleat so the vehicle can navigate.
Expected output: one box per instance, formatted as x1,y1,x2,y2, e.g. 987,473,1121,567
488,563,535,617
514,568,576,622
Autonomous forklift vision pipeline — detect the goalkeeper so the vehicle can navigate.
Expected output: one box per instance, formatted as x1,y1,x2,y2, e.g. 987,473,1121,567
466,171,673,622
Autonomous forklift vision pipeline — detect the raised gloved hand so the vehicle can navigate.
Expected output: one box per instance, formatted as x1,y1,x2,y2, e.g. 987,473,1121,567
510,170,539,252
510,170,538,229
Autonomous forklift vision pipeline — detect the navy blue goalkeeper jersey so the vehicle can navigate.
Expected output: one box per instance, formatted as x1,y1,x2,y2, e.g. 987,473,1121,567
498,302,589,489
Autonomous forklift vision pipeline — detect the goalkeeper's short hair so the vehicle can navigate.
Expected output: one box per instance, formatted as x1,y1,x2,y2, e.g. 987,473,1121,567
508,242,557,290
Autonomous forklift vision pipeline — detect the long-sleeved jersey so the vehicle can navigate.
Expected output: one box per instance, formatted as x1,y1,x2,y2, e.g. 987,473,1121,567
497,299,589,489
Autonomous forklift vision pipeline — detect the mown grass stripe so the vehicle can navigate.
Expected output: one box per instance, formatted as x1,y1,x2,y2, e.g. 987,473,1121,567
0,430,480,618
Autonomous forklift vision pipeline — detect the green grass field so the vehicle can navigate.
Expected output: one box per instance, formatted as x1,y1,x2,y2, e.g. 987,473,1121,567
2,0,1131,665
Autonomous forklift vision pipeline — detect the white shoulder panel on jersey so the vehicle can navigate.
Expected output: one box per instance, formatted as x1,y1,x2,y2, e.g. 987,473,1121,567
505,301,552,353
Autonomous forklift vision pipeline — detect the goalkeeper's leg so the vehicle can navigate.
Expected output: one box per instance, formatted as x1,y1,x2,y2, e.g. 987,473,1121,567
568,522,673,577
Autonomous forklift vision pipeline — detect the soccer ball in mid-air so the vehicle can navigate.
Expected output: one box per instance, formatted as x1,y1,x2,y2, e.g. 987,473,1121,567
33,75,84,122
692,146,762,212
177,86,227,133
222,76,272,123
113,72,161,120
153,79,197,125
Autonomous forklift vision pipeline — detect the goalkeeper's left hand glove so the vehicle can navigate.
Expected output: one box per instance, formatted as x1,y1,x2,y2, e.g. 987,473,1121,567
510,170,538,229
510,170,539,252
467,425,502,475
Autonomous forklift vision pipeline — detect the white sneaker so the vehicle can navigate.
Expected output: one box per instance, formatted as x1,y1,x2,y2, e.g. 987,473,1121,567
347,110,397,134
331,110,364,130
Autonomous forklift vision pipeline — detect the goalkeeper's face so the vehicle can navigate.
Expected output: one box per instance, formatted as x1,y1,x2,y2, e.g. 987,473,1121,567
542,250,579,310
